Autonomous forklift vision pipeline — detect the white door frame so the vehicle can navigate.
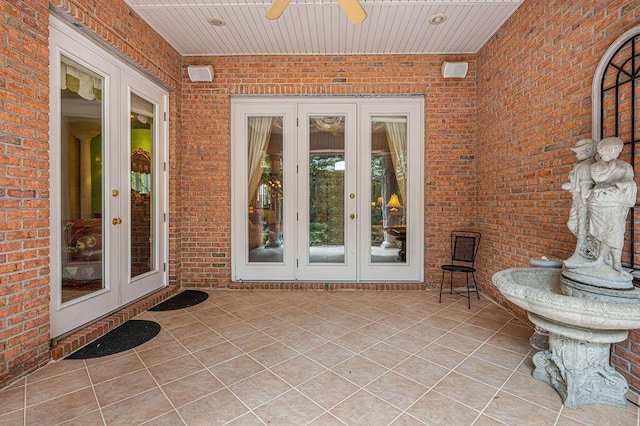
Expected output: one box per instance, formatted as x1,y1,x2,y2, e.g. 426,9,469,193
231,96,423,283
49,16,168,337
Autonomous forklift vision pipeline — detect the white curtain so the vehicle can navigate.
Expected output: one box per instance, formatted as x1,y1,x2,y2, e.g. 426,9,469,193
311,116,343,133
247,116,273,203
385,122,407,204
61,62,102,101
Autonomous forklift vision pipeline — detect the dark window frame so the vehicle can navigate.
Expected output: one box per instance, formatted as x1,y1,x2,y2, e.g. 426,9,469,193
595,29,640,274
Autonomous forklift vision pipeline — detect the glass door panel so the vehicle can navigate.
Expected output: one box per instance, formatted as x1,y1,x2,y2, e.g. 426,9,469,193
247,116,284,263
309,116,346,264
130,93,156,278
370,116,407,264
59,58,106,304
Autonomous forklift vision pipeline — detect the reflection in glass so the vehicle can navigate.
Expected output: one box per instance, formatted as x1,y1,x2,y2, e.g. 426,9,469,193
130,93,155,278
60,58,105,303
309,116,345,263
247,116,284,263
370,116,407,264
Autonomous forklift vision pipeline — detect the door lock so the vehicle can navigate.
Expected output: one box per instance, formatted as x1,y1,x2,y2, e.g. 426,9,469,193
349,213,356,220
112,218,122,225
349,193,355,199
111,189,119,197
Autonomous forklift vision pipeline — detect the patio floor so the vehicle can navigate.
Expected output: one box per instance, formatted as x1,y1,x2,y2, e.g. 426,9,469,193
1,289,638,425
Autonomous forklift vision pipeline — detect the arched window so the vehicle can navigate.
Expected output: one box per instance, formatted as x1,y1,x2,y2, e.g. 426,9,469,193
593,26,640,273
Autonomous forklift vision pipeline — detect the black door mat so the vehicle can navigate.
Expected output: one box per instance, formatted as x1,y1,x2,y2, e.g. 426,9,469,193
66,320,161,359
148,290,209,311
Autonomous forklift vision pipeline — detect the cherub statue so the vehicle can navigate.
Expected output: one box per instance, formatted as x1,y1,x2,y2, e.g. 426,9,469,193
562,139,597,267
584,137,637,278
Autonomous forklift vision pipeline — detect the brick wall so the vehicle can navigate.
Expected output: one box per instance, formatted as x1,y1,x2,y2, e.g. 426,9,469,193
0,0,182,386
180,55,477,288
476,0,640,392
0,0,51,386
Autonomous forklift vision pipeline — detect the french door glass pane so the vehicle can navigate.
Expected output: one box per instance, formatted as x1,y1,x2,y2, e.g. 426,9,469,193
130,93,155,278
248,116,284,263
370,116,407,264
59,58,105,302
309,115,345,264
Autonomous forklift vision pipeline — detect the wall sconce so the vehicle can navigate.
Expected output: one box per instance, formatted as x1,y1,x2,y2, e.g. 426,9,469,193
187,65,214,82
442,61,468,79
386,193,402,212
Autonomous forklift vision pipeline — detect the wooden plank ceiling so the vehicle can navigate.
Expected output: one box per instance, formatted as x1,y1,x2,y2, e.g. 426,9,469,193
123,0,524,56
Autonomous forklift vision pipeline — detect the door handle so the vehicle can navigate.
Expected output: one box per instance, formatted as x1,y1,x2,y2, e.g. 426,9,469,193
349,213,356,220
112,218,122,225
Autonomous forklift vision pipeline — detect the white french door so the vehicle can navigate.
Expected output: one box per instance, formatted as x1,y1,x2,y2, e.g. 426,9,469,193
297,104,358,280
232,97,423,283
357,102,423,281
49,17,168,337
120,75,167,304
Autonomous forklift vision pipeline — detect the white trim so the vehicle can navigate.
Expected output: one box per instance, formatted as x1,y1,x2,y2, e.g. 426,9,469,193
592,25,640,140
231,96,424,282
49,15,169,337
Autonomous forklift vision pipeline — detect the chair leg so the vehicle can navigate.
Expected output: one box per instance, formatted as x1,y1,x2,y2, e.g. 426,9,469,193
465,272,471,309
473,272,480,299
439,270,445,303
449,271,453,294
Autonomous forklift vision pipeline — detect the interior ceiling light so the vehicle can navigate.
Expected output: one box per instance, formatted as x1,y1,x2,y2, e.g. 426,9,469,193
207,16,226,27
428,14,448,25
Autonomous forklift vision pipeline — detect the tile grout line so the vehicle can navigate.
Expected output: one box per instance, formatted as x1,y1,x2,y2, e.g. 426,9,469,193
15,290,637,426
82,359,108,426
394,306,520,424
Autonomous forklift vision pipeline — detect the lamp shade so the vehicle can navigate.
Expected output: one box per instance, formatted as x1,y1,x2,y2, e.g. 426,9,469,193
386,193,402,211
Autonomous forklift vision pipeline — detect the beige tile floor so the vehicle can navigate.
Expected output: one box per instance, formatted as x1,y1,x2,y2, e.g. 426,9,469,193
2,290,639,425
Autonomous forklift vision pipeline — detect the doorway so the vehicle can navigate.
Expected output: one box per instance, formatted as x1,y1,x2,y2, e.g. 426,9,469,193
49,18,168,337
232,97,423,282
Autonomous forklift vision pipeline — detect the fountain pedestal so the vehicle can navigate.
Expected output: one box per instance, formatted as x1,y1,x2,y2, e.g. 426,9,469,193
492,267,640,409
493,137,640,409
529,312,629,408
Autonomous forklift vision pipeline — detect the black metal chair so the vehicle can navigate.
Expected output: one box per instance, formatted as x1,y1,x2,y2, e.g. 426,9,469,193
439,231,481,309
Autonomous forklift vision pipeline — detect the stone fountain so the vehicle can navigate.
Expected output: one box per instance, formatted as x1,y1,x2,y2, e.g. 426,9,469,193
493,137,640,409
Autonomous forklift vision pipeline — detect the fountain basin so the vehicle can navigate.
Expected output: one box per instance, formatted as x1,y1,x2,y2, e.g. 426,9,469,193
493,267,640,331
493,267,640,408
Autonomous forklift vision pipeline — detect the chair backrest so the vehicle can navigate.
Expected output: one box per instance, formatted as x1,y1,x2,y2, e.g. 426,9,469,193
451,231,481,264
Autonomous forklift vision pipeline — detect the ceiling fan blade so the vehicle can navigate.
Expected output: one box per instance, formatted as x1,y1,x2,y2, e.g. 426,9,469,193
266,0,291,20
337,0,367,24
